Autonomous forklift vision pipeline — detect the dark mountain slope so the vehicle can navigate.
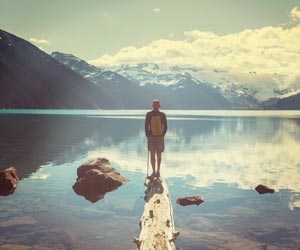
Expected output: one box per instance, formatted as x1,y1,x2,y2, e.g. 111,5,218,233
274,93,300,110
0,29,118,109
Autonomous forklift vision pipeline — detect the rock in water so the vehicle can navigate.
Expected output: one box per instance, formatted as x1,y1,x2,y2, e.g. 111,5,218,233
72,157,128,202
0,166,19,196
255,184,275,194
176,196,204,206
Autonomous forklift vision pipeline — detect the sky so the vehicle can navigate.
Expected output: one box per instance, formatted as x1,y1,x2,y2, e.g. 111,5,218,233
1,0,300,89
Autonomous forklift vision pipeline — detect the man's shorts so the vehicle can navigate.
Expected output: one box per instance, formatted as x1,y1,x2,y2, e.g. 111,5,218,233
148,136,165,152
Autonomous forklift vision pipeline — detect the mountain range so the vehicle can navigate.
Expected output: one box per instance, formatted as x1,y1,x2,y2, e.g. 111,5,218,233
1,28,300,109
0,29,118,109
52,52,232,109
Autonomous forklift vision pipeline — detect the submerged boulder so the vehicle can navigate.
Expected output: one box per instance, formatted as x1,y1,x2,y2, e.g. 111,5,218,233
72,157,128,203
176,196,204,206
0,166,19,196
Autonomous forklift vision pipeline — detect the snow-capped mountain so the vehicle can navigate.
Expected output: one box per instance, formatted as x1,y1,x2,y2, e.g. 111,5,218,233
51,52,155,109
106,62,300,109
107,63,261,109
52,51,300,110
53,53,235,109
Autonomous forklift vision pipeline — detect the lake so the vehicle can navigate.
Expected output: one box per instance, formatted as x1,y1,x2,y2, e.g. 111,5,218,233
1,110,300,250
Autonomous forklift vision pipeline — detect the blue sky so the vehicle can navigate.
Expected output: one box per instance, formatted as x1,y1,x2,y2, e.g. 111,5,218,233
0,0,298,59
1,0,300,90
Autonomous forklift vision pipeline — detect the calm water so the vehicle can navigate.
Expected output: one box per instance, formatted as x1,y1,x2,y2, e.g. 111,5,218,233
1,110,300,250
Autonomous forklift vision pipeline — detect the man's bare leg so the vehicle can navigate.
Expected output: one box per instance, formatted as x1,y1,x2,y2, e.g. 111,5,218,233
156,151,162,177
150,150,156,176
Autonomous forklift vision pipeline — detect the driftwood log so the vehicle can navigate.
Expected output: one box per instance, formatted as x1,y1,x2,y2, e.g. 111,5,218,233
134,177,179,250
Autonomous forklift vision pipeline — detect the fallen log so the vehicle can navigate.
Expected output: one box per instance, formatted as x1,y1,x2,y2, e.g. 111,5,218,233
134,176,179,250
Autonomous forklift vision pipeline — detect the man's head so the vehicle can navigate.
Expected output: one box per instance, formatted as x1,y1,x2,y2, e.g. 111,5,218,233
152,100,160,109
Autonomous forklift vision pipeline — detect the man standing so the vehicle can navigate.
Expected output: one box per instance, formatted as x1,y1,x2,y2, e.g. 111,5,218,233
145,100,167,177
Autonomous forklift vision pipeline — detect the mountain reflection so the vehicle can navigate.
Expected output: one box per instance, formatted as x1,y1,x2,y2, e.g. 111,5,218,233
0,114,143,178
1,112,300,201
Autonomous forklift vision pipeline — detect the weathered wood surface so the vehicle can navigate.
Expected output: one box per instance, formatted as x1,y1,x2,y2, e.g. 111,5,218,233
135,177,179,250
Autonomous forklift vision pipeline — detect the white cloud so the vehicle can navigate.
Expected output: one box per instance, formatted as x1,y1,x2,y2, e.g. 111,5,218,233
89,25,300,89
168,33,175,38
153,8,161,13
89,7,300,92
29,38,50,45
289,6,300,22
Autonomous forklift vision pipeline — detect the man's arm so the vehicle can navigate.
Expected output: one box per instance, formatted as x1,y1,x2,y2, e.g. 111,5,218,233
162,113,167,136
145,112,151,137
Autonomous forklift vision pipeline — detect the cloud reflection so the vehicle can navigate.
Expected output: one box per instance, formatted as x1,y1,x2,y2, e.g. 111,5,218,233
29,173,50,180
86,119,300,189
85,117,300,209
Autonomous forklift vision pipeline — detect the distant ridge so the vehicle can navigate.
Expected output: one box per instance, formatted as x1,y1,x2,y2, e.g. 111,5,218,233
0,29,118,109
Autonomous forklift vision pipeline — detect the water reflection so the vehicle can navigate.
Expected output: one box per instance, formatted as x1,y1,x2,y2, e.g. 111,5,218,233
1,113,300,202
1,111,300,249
